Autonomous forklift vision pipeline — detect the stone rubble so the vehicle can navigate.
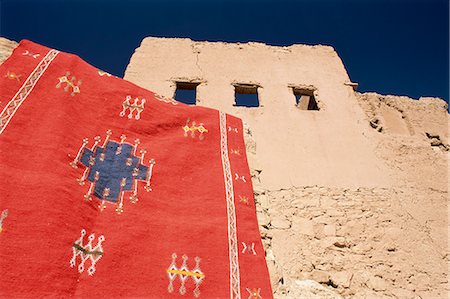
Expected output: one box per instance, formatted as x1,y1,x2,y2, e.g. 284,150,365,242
253,185,448,298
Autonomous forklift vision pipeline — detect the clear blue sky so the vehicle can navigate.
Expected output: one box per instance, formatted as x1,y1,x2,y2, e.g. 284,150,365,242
1,0,448,103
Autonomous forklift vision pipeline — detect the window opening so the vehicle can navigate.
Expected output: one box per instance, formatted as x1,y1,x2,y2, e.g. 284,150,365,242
174,82,200,105
293,88,319,110
234,84,259,107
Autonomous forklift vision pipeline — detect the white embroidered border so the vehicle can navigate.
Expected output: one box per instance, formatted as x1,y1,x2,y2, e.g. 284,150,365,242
0,49,60,135
220,111,241,299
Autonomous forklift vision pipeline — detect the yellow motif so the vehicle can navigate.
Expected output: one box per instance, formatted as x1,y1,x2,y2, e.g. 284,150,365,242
230,148,241,155
183,118,208,140
167,253,205,298
4,71,21,82
166,268,205,278
239,196,249,205
56,71,81,96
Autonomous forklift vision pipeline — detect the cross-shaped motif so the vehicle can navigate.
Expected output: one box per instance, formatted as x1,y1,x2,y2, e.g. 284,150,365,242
239,195,249,205
230,148,241,155
70,130,155,213
183,119,208,140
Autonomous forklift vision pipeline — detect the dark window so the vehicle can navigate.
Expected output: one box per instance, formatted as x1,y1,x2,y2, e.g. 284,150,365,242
293,88,319,110
174,82,199,105
234,84,259,107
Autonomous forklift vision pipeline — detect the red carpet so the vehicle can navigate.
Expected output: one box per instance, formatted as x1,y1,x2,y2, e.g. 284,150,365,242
0,40,272,298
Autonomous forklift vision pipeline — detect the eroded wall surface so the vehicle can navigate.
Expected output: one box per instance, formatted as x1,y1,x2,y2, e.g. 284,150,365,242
249,90,449,298
125,37,392,190
0,37,17,65
125,37,449,299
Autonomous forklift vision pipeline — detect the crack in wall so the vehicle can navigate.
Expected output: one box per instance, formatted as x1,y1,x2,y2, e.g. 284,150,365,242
191,42,204,76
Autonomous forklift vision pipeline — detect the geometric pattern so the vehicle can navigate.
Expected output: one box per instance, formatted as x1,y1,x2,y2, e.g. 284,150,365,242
219,111,241,298
153,92,179,105
246,288,262,299
56,71,81,97
242,242,257,255
167,253,205,298
0,49,60,135
70,229,105,276
119,95,145,120
239,196,250,205
230,148,241,155
70,130,156,214
183,118,208,140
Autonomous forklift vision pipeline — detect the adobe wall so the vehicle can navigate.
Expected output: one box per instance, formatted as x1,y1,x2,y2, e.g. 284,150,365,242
0,37,17,65
125,37,449,298
249,91,449,298
124,37,393,190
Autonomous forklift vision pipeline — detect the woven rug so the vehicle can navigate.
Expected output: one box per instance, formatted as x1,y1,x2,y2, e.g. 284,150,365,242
0,40,272,298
